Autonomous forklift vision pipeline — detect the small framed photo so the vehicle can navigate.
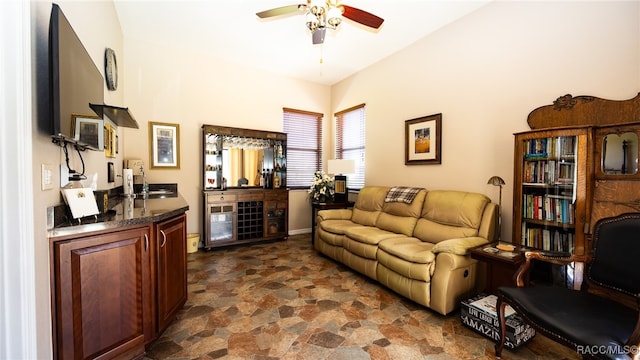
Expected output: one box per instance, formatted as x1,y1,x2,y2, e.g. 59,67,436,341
149,121,180,169
405,113,442,165
72,114,104,150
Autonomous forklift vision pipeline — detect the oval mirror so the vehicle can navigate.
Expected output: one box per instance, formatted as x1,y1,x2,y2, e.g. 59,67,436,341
602,132,638,175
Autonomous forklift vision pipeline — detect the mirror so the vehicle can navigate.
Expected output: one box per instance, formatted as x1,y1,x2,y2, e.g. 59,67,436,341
602,132,638,175
204,126,286,189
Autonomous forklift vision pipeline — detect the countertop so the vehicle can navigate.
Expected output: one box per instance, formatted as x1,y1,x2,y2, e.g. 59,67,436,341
48,193,189,240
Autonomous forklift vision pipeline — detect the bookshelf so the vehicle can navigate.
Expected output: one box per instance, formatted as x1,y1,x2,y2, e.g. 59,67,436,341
512,127,591,286
514,128,589,254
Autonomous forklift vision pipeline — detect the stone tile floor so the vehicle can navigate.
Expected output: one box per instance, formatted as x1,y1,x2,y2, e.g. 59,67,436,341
144,234,579,359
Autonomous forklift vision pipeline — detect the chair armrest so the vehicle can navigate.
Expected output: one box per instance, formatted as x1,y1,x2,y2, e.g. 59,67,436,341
514,250,579,287
317,209,353,221
431,237,489,255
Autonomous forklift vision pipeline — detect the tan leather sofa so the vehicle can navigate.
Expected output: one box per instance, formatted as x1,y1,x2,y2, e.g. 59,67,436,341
314,186,498,315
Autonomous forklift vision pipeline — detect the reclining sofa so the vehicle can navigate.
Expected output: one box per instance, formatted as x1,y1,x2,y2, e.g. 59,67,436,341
314,186,498,315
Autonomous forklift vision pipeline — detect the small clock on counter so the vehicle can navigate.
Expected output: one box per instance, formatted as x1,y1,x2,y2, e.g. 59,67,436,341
104,47,117,91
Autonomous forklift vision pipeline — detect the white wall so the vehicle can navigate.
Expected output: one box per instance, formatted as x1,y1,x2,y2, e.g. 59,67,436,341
331,0,640,241
121,37,331,235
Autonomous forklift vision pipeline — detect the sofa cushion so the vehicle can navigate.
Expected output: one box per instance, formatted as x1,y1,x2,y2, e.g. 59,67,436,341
319,219,364,235
377,237,436,282
376,189,427,236
414,190,490,243
378,237,435,264
345,226,402,245
350,186,389,226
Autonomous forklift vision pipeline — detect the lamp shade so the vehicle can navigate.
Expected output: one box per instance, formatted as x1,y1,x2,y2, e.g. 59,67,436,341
328,159,355,175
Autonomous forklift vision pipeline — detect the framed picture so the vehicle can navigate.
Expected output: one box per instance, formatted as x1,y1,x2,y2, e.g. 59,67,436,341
104,123,117,158
72,114,103,150
405,113,442,165
149,121,180,169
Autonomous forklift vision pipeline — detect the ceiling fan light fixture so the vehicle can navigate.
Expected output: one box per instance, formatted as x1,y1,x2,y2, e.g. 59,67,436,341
309,0,326,16
326,6,342,28
306,12,319,31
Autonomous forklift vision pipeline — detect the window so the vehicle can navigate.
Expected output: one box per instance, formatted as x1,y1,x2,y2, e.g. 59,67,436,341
283,108,323,188
335,104,365,189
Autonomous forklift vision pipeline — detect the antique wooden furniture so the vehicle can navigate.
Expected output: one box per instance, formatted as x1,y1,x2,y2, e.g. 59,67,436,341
495,213,640,359
469,242,526,294
511,93,640,288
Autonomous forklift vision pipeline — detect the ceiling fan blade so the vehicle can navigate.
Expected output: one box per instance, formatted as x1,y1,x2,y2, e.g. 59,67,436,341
312,28,326,44
256,4,305,18
341,5,384,29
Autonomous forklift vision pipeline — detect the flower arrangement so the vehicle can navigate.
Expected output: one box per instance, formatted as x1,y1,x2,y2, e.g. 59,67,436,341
308,171,335,203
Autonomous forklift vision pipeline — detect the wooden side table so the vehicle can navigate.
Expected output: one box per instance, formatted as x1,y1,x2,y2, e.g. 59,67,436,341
469,242,526,294
311,201,354,245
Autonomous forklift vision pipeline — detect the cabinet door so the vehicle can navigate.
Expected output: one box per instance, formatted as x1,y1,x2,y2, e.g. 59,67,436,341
53,226,149,360
513,128,590,288
264,191,288,237
156,214,187,333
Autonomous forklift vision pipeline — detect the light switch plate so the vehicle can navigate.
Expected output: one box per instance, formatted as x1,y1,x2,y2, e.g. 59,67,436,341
41,163,53,190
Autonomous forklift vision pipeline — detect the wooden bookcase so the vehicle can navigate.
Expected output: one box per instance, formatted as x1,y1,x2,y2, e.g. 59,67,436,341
512,92,640,289
512,127,592,259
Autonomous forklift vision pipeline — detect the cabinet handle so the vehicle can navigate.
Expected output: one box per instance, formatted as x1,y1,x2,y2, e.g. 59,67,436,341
144,233,149,251
160,230,167,248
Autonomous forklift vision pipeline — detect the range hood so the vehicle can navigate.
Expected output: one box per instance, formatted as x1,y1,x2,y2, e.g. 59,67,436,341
90,103,139,129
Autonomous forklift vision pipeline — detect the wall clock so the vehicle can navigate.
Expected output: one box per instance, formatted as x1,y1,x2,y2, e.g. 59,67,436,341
104,47,118,91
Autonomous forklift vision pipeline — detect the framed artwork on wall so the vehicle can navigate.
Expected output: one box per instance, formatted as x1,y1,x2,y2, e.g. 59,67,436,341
72,114,103,150
149,121,180,169
405,113,442,165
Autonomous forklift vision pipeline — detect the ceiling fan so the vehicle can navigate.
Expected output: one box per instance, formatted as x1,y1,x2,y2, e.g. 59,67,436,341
256,0,384,45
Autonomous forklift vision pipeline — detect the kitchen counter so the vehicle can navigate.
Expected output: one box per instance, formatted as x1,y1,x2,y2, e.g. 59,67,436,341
48,193,189,240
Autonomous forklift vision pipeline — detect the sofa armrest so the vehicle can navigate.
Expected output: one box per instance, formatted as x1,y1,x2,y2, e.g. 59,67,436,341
317,209,353,221
430,237,489,255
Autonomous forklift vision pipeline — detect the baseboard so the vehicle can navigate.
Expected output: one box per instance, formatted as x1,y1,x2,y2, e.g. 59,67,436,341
289,228,311,236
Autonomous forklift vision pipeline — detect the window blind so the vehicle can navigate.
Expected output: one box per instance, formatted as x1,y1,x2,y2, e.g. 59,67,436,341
335,104,365,189
283,108,323,188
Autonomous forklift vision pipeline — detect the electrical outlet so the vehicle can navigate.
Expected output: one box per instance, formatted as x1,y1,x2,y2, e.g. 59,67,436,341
42,163,53,190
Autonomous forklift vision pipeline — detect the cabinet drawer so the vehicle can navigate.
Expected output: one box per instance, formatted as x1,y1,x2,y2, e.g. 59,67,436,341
265,190,288,200
207,193,237,203
237,192,264,201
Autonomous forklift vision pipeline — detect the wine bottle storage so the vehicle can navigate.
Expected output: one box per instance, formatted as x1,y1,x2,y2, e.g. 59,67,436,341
237,201,264,240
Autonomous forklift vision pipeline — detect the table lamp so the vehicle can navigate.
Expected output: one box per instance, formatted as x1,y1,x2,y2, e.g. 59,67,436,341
328,159,355,203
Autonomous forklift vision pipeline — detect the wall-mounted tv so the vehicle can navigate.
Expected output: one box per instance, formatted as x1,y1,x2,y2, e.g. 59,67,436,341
49,3,104,150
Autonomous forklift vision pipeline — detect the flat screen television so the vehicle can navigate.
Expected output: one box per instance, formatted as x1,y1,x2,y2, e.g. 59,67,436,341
50,3,104,150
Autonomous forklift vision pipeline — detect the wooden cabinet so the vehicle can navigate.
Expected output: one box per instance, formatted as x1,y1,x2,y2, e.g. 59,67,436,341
155,214,187,335
204,188,288,248
51,213,188,358
51,225,150,360
513,127,592,259
513,93,640,289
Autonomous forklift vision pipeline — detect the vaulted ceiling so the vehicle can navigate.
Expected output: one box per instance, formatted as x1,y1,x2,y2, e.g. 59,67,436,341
114,0,491,85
